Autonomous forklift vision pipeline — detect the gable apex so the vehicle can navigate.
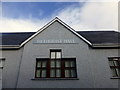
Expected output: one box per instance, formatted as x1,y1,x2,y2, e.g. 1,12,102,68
19,17,92,47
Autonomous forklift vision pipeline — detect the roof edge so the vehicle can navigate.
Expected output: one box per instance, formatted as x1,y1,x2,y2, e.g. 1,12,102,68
0,45,20,50
92,44,120,48
19,17,92,47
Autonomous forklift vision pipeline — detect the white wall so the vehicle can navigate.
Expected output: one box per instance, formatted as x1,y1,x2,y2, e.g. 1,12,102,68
1,21,120,88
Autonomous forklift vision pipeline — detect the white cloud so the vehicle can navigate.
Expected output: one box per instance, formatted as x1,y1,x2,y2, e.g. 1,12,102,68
55,2,118,31
79,2,118,30
0,2,118,32
1,18,50,32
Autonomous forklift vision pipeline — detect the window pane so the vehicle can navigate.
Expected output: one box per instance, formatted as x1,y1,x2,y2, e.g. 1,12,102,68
42,61,47,67
51,60,55,67
56,52,61,59
70,61,75,67
71,70,76,77
113,61,119,66
50,69,55,77
65,70,70,77
36,70,40,77
41,70,46,77
56,69,61,77
56,60,61,67
111,68,117,77
116,68,120,76
113,58,118,61
51,52,55,59
65,61,70,67
37,61,41,67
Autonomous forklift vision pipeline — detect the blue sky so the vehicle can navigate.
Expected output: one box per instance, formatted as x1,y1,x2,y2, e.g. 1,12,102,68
2,2,82,19
1,2,118,32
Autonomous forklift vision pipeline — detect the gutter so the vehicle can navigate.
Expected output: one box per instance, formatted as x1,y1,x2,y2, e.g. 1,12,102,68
92,44,120,48
0,45,20,50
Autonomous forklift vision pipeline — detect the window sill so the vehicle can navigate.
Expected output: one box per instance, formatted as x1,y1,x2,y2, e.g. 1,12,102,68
31,78,79,80
110,77,120,79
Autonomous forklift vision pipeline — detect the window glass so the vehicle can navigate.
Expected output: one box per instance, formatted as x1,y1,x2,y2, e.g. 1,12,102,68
113,58,118,61
56,52,61,59
42,61,47,67
36,70,40,77
111,68,117,77
116,68,120,76
109,57,120,77
37,61,41,67
51,60,55,67
70,61,75,67
36,56,77,78
50,69,55,77
51,52,55,59
56,60,61,67
113,61,119,66
71,70,76,77
65,61,70,67
41,70,46,77
65,69,70,77
56,69,61,77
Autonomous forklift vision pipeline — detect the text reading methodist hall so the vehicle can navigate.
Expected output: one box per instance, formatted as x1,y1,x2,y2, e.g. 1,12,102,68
0,17,120,89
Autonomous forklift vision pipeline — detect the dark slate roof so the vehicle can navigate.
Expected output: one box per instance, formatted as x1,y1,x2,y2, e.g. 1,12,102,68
0,32,35,45
0,31,120,45
77,31,120,44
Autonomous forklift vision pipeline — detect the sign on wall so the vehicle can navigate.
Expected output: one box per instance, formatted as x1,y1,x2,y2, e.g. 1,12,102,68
33,39,78,44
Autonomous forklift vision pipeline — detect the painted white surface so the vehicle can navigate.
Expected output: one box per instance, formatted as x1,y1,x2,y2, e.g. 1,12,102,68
1,21,119,88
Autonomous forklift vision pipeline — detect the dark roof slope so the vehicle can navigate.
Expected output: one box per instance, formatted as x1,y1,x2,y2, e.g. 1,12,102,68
0,31,120,46
0,32,35,45
77,31,120,45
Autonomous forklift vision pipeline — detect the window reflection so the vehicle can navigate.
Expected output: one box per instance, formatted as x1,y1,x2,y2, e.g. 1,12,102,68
50,69,55,77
